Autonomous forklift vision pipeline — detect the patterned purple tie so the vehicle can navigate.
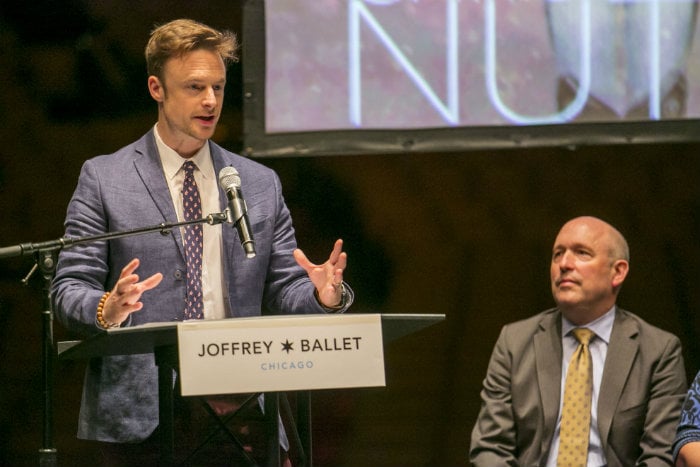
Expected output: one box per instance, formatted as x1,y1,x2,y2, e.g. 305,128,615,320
182,161,204,320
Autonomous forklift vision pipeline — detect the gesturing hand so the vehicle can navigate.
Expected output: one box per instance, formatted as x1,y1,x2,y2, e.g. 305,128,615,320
293,238,347,308
102,258,163,326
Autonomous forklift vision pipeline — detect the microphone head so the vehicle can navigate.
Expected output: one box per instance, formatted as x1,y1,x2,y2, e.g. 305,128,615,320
218,166,241,190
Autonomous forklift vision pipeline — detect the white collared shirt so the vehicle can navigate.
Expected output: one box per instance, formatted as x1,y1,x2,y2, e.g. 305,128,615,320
154,124,226,320
546,306,615,467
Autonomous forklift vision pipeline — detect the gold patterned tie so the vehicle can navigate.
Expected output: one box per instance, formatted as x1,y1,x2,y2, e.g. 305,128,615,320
557,327,595,467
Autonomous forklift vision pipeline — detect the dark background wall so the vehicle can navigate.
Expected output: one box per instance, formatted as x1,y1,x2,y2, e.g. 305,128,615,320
1,2,699,466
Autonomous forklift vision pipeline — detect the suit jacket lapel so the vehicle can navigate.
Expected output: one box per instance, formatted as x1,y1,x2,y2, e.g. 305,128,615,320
209,142,230,213
210,142,239,260
209,142,246,311
535,311,564,457
597,309,639,451
132,130,185,260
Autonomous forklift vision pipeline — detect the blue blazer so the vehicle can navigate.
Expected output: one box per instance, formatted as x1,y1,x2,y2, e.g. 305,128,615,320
51,130,353,442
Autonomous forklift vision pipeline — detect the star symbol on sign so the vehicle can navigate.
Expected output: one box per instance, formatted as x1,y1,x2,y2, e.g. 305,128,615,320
281,340,294,353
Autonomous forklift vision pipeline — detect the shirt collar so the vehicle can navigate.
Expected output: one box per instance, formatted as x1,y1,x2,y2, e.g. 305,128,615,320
153,124,214,181
562,305,615,345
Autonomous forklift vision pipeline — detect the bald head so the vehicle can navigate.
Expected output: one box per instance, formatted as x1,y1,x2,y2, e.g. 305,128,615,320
550,216,630,324
560,216,629,263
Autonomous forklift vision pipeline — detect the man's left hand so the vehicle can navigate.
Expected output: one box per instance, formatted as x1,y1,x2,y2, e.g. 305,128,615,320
293,238,347,308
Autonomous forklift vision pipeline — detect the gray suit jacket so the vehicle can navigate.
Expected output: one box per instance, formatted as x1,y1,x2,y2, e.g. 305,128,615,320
51,130,353,442
469,308,687,467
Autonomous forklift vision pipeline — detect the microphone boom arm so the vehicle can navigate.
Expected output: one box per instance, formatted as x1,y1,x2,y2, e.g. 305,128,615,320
0,211,230,259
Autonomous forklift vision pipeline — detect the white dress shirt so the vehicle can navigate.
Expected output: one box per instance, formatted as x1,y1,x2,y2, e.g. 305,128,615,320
546,306,615,467
154,125,227,320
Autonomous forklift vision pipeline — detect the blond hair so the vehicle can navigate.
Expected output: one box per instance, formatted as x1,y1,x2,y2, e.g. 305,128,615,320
145,19,238,81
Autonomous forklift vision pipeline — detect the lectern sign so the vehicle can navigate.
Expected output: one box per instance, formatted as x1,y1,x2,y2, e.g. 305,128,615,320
177,313,386,396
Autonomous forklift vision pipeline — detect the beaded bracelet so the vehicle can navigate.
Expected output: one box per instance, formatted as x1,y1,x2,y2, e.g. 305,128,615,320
96,292,119,329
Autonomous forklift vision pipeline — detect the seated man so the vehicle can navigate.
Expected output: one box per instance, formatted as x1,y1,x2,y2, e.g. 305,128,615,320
470,216,687,467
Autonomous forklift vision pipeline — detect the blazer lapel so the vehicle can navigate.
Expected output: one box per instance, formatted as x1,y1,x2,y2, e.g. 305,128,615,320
209,143,247,313
535,311,564,457
597,309,639,451
132,131,185,260
210,143,239,259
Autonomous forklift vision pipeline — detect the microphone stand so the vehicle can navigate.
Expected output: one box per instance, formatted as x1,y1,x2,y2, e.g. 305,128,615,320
0,211,230,467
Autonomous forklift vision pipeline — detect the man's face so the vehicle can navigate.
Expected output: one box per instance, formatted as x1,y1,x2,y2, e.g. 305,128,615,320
550,218,625,318
148,49,226,157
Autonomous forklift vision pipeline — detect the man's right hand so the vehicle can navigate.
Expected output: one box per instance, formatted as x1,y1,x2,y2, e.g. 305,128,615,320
102,258,163,325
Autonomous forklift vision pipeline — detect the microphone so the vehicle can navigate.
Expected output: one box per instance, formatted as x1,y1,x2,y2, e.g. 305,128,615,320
218,166,256,258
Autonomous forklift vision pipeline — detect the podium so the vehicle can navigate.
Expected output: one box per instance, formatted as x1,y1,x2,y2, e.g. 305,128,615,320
58,313,444,466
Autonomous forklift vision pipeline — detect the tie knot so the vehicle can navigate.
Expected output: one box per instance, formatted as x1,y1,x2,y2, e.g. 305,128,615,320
572,327,595,345
182,160,197,175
